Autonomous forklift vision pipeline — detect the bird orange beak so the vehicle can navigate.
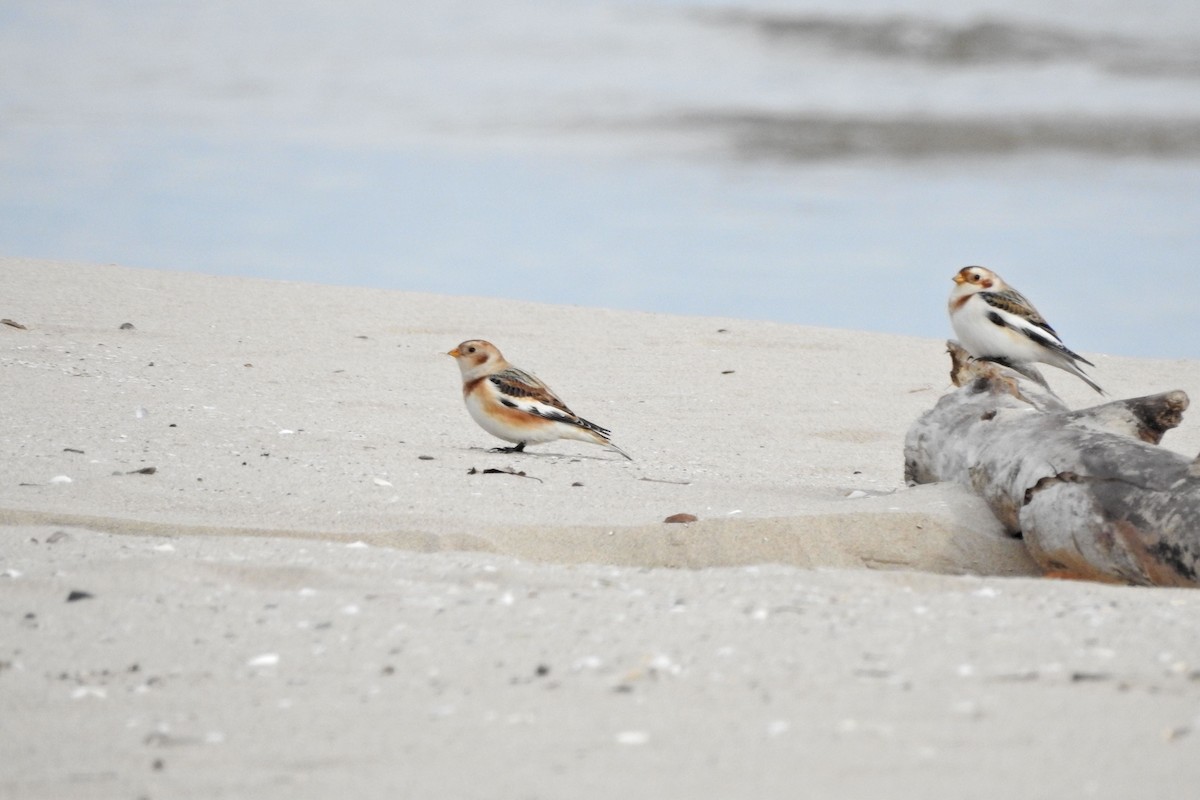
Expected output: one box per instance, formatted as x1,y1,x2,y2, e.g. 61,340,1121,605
446,347,461,358
952,272,967,284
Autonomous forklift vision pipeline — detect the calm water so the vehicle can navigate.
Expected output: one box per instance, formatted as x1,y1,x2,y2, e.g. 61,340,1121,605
2,1,1199,358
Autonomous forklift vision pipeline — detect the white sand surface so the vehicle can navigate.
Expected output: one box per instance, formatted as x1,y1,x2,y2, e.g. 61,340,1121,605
3,258,1200,798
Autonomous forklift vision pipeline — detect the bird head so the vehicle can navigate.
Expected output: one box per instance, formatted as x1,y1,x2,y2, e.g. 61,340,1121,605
447,339,503,380
953,266,997,291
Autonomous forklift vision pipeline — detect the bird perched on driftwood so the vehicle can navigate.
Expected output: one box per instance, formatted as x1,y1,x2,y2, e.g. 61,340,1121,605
446,339,632,459
948,265,1104,394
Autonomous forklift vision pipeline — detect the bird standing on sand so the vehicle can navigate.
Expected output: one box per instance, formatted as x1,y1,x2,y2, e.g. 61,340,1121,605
948,265,1103,394
446,339,632,459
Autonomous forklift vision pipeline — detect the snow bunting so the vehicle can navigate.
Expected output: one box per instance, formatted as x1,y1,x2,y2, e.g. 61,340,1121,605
446,340,632,459
948,266,1103,394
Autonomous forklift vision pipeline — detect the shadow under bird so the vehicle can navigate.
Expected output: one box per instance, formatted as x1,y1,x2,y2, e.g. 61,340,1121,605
446,339,632,460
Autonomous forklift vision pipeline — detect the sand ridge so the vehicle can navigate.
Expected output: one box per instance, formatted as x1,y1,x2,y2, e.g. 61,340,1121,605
5,258,1195,566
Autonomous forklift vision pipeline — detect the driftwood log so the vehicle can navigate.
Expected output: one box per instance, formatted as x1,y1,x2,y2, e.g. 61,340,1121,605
905,342,1200,587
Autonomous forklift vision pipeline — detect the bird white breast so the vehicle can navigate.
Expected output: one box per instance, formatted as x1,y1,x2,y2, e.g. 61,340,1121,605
465,389,560,444
951,296,1047,364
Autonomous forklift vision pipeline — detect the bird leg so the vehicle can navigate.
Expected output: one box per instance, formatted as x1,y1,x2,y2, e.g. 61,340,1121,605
488,442,527,454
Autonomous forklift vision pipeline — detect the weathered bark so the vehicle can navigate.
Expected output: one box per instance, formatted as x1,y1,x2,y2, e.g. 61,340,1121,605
906,342,1200,587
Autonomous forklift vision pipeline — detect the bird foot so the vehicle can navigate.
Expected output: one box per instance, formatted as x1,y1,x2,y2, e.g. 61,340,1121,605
488,443,526,454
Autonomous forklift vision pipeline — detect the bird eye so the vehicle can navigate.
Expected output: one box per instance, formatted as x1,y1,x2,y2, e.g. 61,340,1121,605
467,346,476,353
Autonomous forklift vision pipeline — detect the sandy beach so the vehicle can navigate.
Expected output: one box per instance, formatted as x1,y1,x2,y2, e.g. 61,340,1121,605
4,258,1200,799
